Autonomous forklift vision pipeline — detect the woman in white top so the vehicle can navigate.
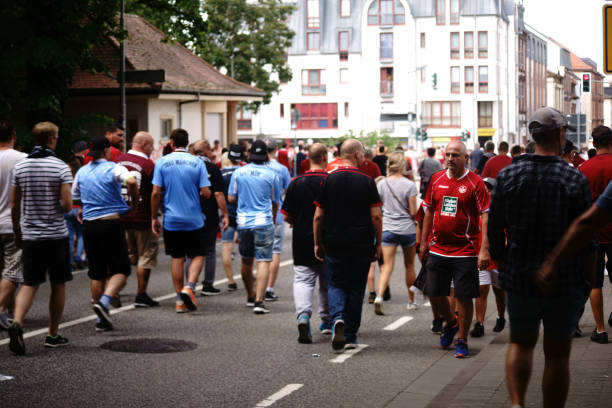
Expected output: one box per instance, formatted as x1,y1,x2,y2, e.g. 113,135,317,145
374,152,418,315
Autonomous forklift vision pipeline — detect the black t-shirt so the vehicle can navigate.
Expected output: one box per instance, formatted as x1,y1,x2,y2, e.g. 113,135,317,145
372,154,388,176
314,166,382,258
200,157,225,228
477,152,495,174
281,170,327,266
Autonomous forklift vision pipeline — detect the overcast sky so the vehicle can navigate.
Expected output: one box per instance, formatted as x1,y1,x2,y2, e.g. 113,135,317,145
522,0,609,76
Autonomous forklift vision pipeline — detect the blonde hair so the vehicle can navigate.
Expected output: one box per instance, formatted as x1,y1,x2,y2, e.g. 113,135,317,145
387,151,406,175
221,151,232,168
32,122,58,145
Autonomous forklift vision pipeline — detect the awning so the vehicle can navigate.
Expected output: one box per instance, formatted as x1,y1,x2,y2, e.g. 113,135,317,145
478,128,497,137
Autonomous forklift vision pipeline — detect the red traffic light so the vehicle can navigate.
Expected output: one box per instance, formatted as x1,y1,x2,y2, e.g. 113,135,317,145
583,74,590,81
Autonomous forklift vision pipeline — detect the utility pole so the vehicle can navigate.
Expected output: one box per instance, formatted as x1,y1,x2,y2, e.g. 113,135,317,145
119,0,126,151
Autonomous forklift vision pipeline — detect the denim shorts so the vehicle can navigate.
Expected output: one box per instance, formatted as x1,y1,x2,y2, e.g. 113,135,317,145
381,231,417,248
272,222,285,254
238,224,274,261
506,289,587,338
221,217,237,243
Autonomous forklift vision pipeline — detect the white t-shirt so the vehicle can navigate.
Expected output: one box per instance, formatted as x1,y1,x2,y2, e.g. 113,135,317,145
377,177,418,235
0,149,27,234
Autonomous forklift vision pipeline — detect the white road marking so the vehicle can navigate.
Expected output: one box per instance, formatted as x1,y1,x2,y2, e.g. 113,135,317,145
329,344,369,363
0,260,295,346
254,384,303,407
0,374,15,381
383,316,414,331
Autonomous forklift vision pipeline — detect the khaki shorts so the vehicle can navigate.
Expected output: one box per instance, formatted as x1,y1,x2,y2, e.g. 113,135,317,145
1,233,23,283
125,228,159,269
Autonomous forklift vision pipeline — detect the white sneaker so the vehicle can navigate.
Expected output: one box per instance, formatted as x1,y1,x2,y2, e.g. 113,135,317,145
406,302,419,311
374,296,384,315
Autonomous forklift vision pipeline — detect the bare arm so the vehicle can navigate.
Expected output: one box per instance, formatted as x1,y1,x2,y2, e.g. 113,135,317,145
214,191,230,231
151,185,162,237
60,183,73,213
283,212,294,226
419,208,433,261
272,202,279,224
478,212,491,270
11,187,22,248
228,195,237,204
200,186,211,199
126,178,138,205
313,206,326,261
371,205,383,260
408,195,418,218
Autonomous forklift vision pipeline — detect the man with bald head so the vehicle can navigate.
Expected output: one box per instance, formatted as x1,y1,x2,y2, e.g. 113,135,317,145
420,140,491,358
282,143,331,343
313,139,383,351
117,131,159,307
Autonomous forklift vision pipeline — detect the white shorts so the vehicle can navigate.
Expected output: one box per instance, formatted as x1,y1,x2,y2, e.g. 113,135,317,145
478,269,499,287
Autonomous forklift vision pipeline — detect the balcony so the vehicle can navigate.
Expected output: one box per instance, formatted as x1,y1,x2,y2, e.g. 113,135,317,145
380,80,393,97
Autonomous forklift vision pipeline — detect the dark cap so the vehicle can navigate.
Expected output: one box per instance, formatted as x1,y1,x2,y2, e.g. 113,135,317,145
228,144,244,161
529,107,576,134
87,136,110,159
249,140,268,161
72,140,88,153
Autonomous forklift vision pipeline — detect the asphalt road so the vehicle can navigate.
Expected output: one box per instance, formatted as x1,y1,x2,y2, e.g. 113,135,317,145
0,228,507,407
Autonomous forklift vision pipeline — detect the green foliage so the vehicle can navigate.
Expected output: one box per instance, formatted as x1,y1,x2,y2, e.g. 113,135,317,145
318,130,398,151
126,0,296,111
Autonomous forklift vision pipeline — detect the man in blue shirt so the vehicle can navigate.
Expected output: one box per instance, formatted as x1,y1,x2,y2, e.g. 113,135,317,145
228,140,281,314
264,138,292,301
151,129,211,314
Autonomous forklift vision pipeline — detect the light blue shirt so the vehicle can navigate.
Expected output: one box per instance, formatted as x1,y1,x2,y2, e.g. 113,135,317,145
228,163,281,230
152,150,210,231
266,159,291,224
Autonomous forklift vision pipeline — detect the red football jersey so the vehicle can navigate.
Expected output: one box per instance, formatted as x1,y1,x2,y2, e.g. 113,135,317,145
326,157,344,173
359,159,382,180
579,153,612,243
83,145,121,165
423,169,490,257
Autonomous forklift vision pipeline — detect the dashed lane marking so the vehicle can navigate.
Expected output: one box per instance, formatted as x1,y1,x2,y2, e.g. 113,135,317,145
383,316,414,331
254,383,303,407
329,344,369,363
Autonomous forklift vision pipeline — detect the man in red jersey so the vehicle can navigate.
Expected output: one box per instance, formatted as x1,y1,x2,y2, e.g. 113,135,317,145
578,125,612,343
359,148,382,180
419,140,490,358
326,143,344,173
481,141,512,179
83,123,124,165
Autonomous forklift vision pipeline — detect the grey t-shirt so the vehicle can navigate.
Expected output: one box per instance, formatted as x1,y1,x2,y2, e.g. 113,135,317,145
0,149,27,234
419,158,442,182
377,177,418,235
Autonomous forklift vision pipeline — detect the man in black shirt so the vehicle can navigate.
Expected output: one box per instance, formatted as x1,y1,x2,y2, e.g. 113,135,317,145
192,140,229,295
282,143,330,344
372,145,388,176
313,139,383,352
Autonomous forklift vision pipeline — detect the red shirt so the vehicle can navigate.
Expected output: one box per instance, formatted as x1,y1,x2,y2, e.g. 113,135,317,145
359,159,382,180
116,151,155,229
299,158,311,174
572,155,585,168
277,148,292,171
326,157,344,173
83,146,121,165
423,169,490,257
481,154,512,179
579,153,612,243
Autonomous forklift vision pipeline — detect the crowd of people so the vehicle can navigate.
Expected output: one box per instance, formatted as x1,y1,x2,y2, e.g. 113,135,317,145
1,105,612,408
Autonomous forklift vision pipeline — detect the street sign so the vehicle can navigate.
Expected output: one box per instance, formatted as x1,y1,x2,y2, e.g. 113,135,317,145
604,5,612,73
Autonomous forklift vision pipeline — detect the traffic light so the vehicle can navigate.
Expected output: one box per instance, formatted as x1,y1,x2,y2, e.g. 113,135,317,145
461,129,470,141
422,127,428,140
432,73,437,90
583,73,591,93
415,126,428,141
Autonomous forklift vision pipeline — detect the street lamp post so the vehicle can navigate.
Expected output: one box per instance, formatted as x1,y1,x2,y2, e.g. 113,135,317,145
119,0,126,148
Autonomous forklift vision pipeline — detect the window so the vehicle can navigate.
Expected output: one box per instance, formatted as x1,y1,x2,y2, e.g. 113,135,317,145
380,67,393,96
435,0,445,25
465,66,474,93
367,0,405,25
340,0,351,17
292,103,338,129
420,66,426,83
450,0,460,24
451,66,460,93
420,32,425,48
307,0,320,29
421,101,461,128
237,107,252,130
450,32,459,59
160,117,173,140
478,31,488,58
280,104,285,118
464,32,473,58
307,32,320,51
380,33,393,60
302,69,326,95
478,101,493,127
478,66,488,93
339,68,349,84
338,31,349,61
344,102,349,117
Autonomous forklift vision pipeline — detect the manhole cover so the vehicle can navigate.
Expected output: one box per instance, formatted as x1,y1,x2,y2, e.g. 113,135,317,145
100,338,197,354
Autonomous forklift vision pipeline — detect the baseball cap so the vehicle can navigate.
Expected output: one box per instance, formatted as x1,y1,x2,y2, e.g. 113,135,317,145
72,140,88,153
528,107,576,134
228,144,244,161
264,138,277,152
249,140,268,161
87,136,110,159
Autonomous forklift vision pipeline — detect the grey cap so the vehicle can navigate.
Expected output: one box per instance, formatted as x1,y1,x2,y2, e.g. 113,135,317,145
264,137,277,152
528,107,576,134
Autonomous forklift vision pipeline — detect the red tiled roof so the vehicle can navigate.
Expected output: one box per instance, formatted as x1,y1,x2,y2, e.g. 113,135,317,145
570,52,595,72
70,14,265,98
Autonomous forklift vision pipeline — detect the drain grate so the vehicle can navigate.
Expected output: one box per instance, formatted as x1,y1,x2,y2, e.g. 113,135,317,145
100,338,197,354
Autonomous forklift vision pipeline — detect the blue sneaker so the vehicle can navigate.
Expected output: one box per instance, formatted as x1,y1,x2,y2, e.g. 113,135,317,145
454,338,469,358
332,320,345,352
297,315,312,344
319,322,332,335
440,319,459,349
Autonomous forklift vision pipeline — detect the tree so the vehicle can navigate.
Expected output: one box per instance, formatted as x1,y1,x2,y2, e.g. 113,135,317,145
126,0,295,110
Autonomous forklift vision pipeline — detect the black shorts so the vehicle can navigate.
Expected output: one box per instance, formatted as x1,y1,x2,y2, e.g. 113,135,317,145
83,219,131,281
22,238,72,286
163,227,206,259
596,243,612,287
426,253,479,298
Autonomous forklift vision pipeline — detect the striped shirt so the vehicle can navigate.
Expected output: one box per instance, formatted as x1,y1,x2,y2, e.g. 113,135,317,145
12,156,73,240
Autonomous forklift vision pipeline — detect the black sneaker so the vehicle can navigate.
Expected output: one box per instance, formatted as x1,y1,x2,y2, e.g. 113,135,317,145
383,286,391,301
493,316,506,332
228,282,238,291
245,297,255,307
264,291,278,301
134,292,159,308
368,291,377,304
431,318,443,334
608,312,612,328
591,329,609,344
95,321,112,332
201,285,221,296
470,322,485,338
93,302,114,331
253,301,270,314
574,325,583,338
109,295,122,308
44,334,69,348
8,322,25,355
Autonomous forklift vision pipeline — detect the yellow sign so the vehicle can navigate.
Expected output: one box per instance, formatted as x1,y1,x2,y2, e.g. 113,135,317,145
604,5,612,74
478,128,496,137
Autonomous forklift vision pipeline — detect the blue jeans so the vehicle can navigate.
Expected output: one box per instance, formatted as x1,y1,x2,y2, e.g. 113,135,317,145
325,254,371,342
64,208,84,265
